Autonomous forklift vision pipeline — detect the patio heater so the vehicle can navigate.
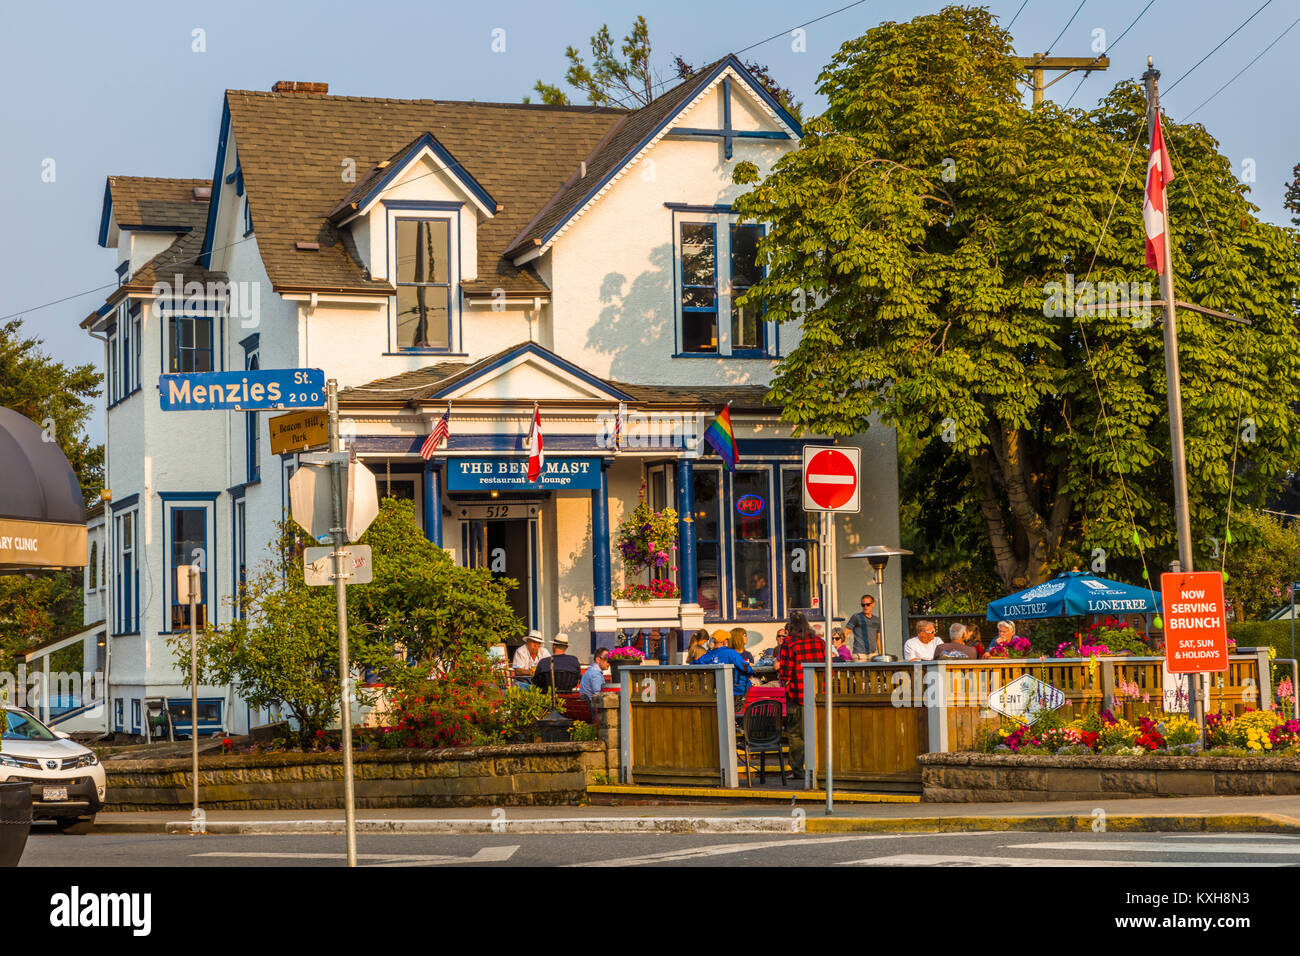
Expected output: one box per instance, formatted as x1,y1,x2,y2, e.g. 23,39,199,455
846,545,912,662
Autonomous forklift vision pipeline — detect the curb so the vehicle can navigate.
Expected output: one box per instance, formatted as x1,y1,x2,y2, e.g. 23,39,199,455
89,816,806,835
84,811,1300,836
803,813,1300,834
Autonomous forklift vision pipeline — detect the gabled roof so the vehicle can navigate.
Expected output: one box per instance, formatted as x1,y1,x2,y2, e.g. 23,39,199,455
504,55,802,260
340,341,777,409
98,176,210,247
216,91,626,295
328,131,499,223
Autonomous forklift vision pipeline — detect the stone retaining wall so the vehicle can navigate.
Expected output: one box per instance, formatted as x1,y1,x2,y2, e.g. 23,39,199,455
920,752,1300,802
104,742,606,810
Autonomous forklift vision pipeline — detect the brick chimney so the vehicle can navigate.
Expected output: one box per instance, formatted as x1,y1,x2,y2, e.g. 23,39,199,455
272,81,329,94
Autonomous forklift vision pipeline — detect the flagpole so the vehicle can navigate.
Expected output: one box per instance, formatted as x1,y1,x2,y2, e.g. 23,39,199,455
1144,57,1205,737
1144,58,1194,576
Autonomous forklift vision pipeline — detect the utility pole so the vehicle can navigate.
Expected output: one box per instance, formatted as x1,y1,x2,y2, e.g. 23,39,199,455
1013,54,1110,106
188,564,201,827
326,379,358,868
1144,58,1204,735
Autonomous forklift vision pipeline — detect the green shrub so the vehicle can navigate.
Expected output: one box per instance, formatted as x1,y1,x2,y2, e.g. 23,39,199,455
568,720,598,742
497,686,554,741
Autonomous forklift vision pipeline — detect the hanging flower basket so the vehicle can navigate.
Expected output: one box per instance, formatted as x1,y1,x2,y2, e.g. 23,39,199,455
614,486,680,603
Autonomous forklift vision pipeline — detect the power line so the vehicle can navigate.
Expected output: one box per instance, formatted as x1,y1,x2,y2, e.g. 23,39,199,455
1063,0,1157,107
1182,13,1300,120
1163,0,1274,95
1007,0,1031,30
1044,0,1088,57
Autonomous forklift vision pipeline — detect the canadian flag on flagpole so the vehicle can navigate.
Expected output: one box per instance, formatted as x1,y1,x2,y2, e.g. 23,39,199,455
526,403,544,482
1143,111,1176,275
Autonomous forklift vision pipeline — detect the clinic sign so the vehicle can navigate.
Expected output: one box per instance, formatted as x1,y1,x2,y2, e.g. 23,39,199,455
447,457,602,491
159,368,325,411
1160,571,1229,674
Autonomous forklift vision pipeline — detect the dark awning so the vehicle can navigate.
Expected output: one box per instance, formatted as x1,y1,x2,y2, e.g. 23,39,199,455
0,407,88,571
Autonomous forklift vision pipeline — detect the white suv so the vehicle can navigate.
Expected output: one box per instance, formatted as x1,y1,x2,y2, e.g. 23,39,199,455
0,706,106,833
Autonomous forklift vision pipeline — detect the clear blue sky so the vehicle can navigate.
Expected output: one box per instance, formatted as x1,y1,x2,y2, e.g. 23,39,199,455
1,0,1295,443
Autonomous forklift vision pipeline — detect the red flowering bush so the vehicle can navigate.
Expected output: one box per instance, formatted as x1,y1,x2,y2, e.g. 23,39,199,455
1134,716,1165,751
383,652,501,748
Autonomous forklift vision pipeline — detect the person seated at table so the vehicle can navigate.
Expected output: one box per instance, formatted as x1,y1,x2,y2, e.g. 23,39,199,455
932,622,977,659
531,634,581,691
687,629,712,663
694,629,754,700
512,630,550,685
987,620,1019,655
580,647,609,702
744,572,771,610
903,620,942,661
730,627,754,663
831,628,853,662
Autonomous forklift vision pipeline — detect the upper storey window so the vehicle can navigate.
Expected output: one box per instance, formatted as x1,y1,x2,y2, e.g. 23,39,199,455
394,218,452,351
676,216,772,357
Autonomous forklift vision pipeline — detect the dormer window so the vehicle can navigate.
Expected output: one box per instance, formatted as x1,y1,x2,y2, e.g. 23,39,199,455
394,217,454,351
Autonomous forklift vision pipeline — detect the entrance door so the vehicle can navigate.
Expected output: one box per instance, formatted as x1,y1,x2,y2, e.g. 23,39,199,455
466,518,535,630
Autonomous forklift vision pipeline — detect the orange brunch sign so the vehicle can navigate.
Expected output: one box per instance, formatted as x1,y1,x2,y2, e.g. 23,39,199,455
1160,571,1229,674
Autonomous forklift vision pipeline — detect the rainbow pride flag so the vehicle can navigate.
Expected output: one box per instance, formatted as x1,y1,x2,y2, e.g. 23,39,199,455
703,404,739,471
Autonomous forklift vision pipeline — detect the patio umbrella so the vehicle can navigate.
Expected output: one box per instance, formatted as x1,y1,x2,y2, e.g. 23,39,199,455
0,407,87,572
986,571,1161,622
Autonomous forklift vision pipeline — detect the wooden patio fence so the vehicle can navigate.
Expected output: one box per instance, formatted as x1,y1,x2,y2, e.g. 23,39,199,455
618,664,738,788
803,651,1270,792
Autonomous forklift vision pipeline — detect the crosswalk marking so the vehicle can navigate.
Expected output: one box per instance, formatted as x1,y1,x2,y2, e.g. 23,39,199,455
838,853,1275,867
1003,840,1300,855
192,845,518,866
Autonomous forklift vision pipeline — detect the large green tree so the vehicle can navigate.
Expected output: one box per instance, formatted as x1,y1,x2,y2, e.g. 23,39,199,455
733,5,1300,590
0,319,102,668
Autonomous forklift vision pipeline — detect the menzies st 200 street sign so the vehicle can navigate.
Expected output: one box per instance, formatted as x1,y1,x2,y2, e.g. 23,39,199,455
159,368,325,411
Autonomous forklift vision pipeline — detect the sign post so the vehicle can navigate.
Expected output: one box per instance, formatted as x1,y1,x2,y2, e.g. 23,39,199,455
176,564,202,829
801,445,861,816
1161,570,1229,746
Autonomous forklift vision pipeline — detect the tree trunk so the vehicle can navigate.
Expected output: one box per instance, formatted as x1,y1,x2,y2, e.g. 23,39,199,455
970,428,1073,591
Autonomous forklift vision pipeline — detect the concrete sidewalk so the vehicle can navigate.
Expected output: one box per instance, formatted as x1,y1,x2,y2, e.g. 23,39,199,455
84,794,1300,835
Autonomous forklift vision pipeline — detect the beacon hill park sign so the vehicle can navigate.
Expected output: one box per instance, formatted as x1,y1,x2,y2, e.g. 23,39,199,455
0,408,88,571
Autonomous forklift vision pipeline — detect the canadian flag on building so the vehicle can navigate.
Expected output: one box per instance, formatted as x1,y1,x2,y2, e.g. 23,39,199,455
1143,111,1176,275
526,403,544,483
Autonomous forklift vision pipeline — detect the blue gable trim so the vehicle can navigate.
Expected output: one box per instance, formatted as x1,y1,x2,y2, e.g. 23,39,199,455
533,56,801,254
237,332,260,352
198,98,232,270
429,342,636,403
353,133,496,217
157,491,222,502
97,179,114,248
109,493,140,513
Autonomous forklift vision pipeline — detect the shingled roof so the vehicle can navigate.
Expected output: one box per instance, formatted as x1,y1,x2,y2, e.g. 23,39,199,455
222,91,626,295
341,342,777,410
104,176,209,231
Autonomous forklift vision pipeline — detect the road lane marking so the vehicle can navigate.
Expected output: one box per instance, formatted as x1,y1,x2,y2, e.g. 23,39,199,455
1002,840,1300,855
568,834,966,867
192,845,518,865
838,853,1275,867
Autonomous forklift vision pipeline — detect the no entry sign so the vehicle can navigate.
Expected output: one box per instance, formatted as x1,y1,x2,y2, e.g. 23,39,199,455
1160,571,1229,674
802,445,861,513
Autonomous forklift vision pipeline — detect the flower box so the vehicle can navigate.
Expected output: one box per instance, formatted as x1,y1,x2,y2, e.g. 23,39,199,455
613,597,682,627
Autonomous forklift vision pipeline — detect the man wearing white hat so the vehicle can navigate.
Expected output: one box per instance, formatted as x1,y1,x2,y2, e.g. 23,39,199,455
512,629,550,685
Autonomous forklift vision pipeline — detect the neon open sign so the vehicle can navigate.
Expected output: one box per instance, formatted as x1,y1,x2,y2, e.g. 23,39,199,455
735,494,765,517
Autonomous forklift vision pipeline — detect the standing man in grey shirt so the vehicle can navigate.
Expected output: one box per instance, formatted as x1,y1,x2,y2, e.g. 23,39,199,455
847,594,882,658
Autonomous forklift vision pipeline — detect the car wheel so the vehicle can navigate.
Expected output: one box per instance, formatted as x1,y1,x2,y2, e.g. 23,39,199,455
53,814,95,835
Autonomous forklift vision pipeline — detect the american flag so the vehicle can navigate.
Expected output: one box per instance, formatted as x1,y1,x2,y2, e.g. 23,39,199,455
1143,111,1176,275
420,409,450,459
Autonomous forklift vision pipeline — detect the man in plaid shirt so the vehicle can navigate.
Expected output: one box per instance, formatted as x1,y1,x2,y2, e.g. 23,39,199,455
777,614,825,776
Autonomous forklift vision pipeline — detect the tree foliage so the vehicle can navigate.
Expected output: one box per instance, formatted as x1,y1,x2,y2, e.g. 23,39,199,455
0,318,103,669
733,5,1300,590
179,499,524,742
1223,510,1300,621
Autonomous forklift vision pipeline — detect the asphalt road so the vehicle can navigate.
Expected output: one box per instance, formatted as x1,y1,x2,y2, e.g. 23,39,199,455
19,827,1300,867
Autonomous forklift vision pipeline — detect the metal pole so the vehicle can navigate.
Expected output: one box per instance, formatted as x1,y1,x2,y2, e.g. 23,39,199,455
1291,583,1296,663
189,564,200,818
327,379,358,868
1146,62,1204,743
821,512,834,814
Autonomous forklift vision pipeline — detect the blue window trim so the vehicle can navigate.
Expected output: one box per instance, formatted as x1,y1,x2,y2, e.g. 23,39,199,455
114,698,124,733
730,466,776,621
382,199,465,212
679,220,719,355
167,697,225,736
160,494,219,633
167,315,215,374
131,699,141,734
243,196,253,237
729,221,768,356
693,463,725,622
243,349,261,484
112,506,140,637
